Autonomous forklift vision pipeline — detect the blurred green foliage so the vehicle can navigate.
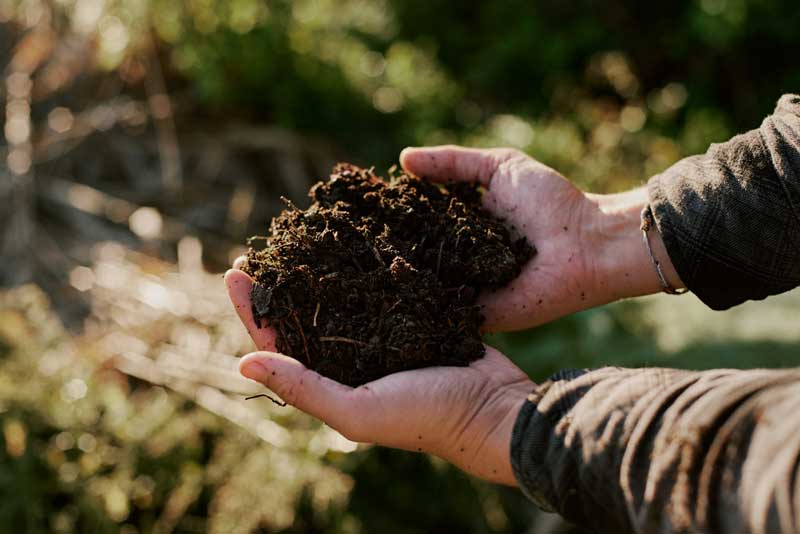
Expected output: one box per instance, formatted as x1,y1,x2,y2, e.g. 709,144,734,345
147,0,800,190
2,0,800,532
0,287,356,534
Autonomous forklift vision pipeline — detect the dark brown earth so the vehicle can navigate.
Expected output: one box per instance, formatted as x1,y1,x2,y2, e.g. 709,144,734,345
241,163,534,387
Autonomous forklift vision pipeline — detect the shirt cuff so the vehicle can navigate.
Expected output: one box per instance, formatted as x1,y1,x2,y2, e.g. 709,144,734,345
509,368,587,513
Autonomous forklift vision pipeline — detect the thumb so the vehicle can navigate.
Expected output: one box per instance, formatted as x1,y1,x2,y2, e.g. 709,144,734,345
399,145,518,186
225,269,277,351
239,351,367,440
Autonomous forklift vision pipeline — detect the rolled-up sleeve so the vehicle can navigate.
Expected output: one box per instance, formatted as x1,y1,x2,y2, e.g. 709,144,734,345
510,366,800,533
648,94,800,310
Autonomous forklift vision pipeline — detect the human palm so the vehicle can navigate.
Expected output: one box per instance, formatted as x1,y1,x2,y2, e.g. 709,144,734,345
399,146,601,332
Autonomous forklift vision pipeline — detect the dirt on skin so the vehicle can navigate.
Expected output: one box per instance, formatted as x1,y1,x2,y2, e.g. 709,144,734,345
242,163,534,387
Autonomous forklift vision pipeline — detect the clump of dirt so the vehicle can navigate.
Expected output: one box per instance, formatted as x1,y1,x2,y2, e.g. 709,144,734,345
242,163,534,386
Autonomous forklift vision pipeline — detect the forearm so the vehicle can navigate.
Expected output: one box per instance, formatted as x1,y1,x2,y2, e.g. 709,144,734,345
511,366,800,533
580,94,800,309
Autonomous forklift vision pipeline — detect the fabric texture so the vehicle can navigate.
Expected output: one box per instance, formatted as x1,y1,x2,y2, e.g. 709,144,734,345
648,94,800,310
511,367,800,533
510,95,800,533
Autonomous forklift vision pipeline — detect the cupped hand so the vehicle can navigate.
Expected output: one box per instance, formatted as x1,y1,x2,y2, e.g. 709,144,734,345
400,145,687,332
225,268,533,486
400,145,611,332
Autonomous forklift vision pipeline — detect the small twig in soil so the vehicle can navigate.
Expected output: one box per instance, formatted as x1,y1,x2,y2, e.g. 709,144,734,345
319,336,369,347
385,299,402,315
370,243,383,265
436,240,445,276
245,393,288,406
279,196,300,211
246,235,271,246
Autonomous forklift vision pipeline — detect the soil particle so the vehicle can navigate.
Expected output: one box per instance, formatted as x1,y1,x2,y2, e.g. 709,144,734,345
242,163,534,386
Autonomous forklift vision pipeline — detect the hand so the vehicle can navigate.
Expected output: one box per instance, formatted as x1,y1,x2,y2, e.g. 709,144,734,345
225,268,533,485
224,144,682,486
399,145,684,332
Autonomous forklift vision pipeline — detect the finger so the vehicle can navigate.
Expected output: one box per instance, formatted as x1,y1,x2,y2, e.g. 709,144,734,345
239,351,364,437
232,255,247,270
224,269,277,351
399,145,519,186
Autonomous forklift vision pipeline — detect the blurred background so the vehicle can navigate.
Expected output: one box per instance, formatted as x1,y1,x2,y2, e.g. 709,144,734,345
0,0,799,532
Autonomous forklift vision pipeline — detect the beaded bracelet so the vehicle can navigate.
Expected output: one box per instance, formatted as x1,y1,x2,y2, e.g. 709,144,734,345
640,205,687,295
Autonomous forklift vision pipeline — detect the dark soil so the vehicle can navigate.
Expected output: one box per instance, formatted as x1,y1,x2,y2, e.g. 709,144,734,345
242,163,534,386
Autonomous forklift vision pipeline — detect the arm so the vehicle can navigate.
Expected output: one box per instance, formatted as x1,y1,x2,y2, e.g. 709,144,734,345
648,94,800,309
511,366,800,533
508,94,800,532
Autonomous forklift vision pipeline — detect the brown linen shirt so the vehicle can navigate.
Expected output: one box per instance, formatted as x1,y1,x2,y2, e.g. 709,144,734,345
510,94,800,533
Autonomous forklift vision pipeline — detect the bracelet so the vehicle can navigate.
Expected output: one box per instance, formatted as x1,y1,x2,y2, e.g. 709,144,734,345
640,206,687,295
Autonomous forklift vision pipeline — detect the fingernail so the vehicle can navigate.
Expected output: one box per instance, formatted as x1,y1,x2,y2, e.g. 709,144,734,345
240,358,269,383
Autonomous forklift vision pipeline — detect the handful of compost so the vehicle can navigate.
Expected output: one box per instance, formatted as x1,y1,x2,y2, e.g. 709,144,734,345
241,164,534,386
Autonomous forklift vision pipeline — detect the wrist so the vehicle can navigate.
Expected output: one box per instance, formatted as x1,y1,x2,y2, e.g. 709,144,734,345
450,380,531,486
585,188,684,301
